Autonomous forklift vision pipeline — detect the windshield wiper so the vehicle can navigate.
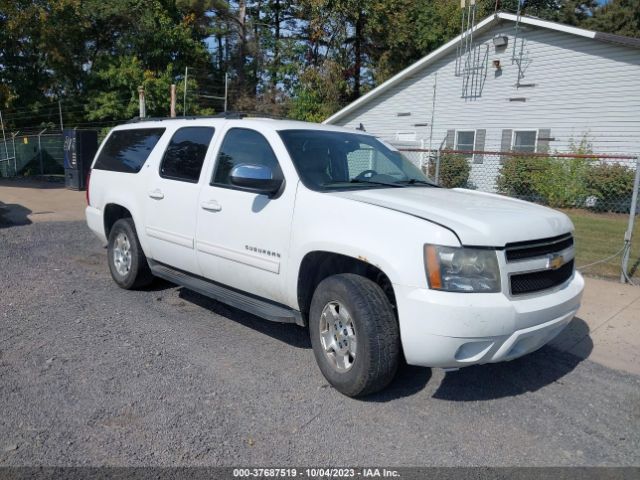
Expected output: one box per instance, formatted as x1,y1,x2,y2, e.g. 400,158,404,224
350,178,404,188
395,179,438,187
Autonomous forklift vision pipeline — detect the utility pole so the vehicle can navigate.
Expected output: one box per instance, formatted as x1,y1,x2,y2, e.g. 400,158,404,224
37,128,47,175
621,156,640,283
58,100,64,131
428,72,437,154
224,72,228,112
183,67,188,117
170,84,177,118
11,131,18,176
0,109,9,165
428,72,437,175
138,86,146,119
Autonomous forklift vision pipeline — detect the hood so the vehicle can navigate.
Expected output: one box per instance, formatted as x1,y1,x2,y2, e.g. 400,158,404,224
331,187,573,247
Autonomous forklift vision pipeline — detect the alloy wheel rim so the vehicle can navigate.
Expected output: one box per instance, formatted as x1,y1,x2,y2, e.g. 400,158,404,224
113,232,132,276
319,301,357,372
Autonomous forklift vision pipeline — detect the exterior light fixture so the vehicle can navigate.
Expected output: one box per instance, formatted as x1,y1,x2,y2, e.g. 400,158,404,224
493,35,508,47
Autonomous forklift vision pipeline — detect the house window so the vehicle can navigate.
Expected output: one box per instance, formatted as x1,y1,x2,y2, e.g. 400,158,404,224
456,131,475,159
512,130,537,153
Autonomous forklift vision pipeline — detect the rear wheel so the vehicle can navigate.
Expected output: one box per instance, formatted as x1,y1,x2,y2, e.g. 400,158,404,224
107,218,153,289
309,273,400,397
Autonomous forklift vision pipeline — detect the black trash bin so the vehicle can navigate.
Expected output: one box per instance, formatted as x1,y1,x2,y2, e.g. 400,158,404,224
63,129,98,191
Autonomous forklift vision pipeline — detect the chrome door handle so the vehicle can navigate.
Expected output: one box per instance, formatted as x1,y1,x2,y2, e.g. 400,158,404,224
148,189,164,200
201,200,222,212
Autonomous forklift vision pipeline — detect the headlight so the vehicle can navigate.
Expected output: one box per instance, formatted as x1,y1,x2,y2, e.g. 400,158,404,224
424,245,501,293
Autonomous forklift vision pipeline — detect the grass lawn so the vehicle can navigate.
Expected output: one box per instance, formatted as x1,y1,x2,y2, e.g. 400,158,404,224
563,209,640,281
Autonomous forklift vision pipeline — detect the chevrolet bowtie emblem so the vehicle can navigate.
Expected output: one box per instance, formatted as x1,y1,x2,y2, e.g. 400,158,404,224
547,253,565,270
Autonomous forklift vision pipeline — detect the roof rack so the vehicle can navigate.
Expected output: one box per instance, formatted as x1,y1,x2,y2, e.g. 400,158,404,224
213,111,248,119
213,111,289,120
125,111,288,123
125,115,221,124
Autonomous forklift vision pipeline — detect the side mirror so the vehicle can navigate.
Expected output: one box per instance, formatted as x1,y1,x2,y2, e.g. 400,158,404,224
229,164,283,196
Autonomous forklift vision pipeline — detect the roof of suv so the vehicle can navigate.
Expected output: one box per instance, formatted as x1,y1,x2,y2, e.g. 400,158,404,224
112,116,368,135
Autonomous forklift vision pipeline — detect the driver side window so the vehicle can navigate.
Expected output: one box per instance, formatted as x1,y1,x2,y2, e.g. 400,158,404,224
346,143,404,179
212,128,283,187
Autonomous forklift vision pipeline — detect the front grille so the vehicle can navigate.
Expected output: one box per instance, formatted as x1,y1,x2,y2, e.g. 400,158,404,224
510,260,574,295
505,234,574,262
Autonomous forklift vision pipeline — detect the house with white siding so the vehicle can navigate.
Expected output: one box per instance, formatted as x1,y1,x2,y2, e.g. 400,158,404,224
323,12,640,191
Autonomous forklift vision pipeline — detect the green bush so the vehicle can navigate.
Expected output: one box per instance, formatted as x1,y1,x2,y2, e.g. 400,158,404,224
530,156,592,208
428,153,471,189
585,162,636,212
496,155,595,208
495,134,637,211
496,155,545,201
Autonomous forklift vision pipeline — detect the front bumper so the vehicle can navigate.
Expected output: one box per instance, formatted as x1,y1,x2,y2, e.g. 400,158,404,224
394,272,584,368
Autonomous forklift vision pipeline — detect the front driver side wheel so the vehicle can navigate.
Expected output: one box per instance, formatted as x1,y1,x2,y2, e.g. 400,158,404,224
309,273,400,397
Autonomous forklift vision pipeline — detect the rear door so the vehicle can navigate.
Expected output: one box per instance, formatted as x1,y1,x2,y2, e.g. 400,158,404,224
144,126,216,273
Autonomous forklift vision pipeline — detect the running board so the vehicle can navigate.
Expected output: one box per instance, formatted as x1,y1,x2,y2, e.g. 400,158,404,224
148,260,304,326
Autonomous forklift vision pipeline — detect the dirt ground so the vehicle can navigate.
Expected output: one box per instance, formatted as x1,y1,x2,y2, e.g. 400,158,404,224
0,178,86,225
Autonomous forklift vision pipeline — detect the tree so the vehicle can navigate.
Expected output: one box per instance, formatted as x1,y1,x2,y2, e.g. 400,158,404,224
288,60,345,122
2,0,638,129
587,0,640,38
557,0,599,26
0,0,216,128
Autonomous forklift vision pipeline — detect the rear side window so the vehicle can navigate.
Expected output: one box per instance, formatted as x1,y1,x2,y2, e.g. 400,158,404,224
94,128,165,173
160,127,215,183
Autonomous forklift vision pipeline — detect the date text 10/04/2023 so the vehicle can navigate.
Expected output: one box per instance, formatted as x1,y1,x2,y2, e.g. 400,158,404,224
232,468,400,478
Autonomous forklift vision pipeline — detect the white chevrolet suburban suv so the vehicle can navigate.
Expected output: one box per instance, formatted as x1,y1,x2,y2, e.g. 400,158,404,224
86,116,584,397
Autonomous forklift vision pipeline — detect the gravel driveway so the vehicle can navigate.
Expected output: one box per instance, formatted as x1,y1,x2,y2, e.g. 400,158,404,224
1,221,639,466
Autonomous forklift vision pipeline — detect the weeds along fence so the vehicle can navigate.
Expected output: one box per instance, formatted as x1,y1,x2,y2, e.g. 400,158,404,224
397,147,640,284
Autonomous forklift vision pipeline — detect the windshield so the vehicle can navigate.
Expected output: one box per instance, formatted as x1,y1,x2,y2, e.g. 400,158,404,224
278,129,436,191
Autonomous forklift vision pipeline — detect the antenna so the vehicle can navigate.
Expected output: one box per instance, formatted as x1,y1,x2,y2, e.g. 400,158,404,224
511,0,526,88
455,1,467,76
512,0,522,62
455,0,488,98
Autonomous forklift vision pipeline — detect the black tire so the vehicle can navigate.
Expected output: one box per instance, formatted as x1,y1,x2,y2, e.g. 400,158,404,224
107,218,154,290
309,273,400,397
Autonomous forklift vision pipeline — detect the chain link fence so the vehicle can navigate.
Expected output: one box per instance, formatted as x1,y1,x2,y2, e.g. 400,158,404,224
397,147,640,284
0,131,67,177
0,147,13,178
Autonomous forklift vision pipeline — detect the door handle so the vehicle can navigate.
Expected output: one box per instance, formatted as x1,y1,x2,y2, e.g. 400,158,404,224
201,200,222,212
148,189,164,200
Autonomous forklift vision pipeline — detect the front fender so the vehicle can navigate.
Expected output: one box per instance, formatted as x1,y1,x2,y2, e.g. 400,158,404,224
285,188,460,308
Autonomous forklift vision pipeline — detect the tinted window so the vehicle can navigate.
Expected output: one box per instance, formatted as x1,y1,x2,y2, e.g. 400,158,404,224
212,128,282,186
345,144,404,179
279,130,434,191
160,127,215,183
94,128,165,173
